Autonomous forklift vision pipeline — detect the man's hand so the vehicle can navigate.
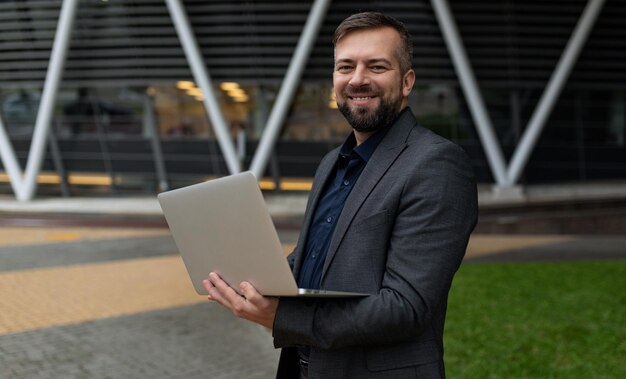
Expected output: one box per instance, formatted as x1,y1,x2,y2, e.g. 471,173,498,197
203,272,278,329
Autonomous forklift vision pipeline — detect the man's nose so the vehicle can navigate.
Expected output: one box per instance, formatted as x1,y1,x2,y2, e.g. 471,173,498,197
348,65,370,87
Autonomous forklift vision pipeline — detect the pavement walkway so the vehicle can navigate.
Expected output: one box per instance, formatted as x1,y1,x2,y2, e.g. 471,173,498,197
1,203,625,377
0,226,285,379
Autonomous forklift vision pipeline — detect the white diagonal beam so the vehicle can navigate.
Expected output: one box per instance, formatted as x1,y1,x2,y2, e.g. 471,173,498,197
17,0,80,201
0,113,25,195
506,0,606,185
249,0,331,178
431,0,508,186
165,0,240,175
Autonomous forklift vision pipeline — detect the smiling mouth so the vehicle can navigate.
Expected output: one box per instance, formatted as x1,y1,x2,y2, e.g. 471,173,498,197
349,95,376,101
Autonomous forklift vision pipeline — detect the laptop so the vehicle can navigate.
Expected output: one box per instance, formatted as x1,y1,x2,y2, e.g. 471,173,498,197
157,171,367,298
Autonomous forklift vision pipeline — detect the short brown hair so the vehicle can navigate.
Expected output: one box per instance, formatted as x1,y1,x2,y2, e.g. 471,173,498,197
333,12,413,74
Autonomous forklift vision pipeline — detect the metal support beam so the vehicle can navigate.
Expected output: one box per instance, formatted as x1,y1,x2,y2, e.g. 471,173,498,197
47,123,70,197
144,92,169,192
165,0,240,175
506,0,605,185
0,113,24,196
255,85,282,189
430,0,508,186
249,0,331,178
18,0,79,201
92,101,117,192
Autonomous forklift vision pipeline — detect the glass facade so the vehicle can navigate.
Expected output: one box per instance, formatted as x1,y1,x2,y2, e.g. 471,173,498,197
1,0,625,196
2,82,625,194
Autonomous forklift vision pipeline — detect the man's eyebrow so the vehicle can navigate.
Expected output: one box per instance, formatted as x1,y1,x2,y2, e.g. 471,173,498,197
367,58,393,66
334,58,393,66
335,58,354,65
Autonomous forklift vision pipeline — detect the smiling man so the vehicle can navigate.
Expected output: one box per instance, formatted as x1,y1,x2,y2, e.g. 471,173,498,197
333,23,414,143
204,12,478,378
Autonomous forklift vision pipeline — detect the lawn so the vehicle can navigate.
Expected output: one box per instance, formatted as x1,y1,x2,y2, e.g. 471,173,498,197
445,260,626,379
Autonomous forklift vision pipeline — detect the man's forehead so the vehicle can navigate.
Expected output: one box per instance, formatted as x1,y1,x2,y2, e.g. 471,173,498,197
335,27,400,52
334,27,401,62
335,26,400,47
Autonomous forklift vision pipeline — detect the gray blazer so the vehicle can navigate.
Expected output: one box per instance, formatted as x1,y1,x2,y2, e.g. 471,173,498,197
273,109,478,378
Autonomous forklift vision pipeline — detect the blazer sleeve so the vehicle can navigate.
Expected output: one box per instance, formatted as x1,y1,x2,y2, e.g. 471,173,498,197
272,141,478,349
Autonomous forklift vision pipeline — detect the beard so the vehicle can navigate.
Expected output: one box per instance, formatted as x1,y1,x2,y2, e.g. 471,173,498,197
337,87,402,133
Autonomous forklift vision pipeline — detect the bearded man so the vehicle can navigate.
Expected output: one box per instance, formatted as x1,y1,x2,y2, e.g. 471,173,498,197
204,11,478,378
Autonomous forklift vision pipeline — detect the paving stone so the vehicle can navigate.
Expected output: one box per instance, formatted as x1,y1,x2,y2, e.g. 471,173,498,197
0,230,300,272
2,220,623,379
0,303,279,379
0,235,178,272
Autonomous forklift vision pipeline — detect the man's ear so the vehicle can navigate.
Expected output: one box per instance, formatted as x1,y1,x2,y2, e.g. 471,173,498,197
402,69,416,97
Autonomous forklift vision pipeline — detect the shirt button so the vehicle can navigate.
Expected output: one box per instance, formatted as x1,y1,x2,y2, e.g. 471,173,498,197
343,179,350,186
326,216,332,223
311,254,317,259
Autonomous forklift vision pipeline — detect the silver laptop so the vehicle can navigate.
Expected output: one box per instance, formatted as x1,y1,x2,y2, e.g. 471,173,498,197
157,171,367,298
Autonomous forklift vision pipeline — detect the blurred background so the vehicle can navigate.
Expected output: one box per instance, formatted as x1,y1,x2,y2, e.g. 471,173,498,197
0,0,624,378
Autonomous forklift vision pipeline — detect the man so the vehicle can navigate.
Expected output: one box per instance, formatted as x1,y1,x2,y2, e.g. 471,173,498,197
203,12,477,378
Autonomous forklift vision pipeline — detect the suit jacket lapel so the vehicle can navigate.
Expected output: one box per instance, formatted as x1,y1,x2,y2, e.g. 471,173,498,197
320,110,418,283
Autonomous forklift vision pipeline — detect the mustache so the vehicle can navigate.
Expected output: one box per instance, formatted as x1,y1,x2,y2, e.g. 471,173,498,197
343,85,378,97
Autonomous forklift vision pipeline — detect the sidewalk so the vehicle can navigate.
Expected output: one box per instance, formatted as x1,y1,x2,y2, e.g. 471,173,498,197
0,192,308,219
2,180,626,216
0,225,281,378
2,181,626,235
1,187,625,378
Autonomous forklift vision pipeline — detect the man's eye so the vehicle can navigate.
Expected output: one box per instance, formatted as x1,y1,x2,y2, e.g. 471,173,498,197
336,66,352,72
370,66,387,72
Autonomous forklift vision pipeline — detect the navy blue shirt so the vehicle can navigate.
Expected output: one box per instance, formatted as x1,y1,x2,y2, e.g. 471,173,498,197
297,126,390,290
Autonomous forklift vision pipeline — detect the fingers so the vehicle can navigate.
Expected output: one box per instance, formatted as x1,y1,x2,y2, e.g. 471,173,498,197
202,275,230,307
239,282,255,301
210,273,243,301
203,275,278,329
205,273,247,315
201,279,215,301
239,281,274,311
236,281,279,328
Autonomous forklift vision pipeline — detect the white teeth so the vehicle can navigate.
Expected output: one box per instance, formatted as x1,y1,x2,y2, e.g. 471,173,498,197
353,97,371,100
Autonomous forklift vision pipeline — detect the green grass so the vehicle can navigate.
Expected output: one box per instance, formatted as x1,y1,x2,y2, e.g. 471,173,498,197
445,260,626,379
